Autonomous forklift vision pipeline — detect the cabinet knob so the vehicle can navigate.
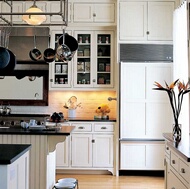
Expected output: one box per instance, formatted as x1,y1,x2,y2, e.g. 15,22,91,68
92,139,95,143
93,79,96,82
181,168,185,173
171,187,175,189
172,160,175,164
166,147,169,150
78,126,84,129
50,79,53,82
146,31,149,35
93,13,96,17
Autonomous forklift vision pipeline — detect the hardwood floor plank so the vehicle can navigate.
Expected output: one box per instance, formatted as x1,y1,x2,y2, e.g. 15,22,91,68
56,174,164,189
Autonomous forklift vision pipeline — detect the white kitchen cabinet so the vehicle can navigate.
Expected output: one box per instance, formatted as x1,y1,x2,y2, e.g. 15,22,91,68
164,142,189,189
120,63,173,139
49,1,72,23
0,1,23,24
120,141,165,170
73,3,115,24
55,121,115,174
119,1,174,41
49,30,115,90
71,133,93,167
73,30,114,88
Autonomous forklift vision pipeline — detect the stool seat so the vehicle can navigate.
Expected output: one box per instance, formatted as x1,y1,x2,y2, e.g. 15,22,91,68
58,178,78,189
53,182,75,189
58,178,77,183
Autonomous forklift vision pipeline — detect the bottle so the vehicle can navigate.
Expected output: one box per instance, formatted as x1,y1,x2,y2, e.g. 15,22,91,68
98,36,102,43
85,37,89,43
98,48,103,56
105,37,109,44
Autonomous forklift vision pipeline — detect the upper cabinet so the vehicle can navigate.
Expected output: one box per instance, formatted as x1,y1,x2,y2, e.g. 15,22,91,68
73,30,114,88
118,1,175,42
0,1,116,26
73,3,115,25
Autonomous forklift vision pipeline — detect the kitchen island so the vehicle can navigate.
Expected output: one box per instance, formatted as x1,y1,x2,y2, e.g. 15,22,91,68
0,126,75,189
0,144,31,189
163,133,190,189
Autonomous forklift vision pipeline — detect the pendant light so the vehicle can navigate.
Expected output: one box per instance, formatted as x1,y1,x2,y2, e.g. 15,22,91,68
22,0,46,26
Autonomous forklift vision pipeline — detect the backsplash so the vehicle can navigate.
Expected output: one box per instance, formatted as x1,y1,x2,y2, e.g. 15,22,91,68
11,91,117,119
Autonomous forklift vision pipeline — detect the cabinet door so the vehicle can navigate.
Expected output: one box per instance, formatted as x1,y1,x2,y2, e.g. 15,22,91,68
50,1,71,23
148,2,174,41
93,134,113,167
168,169,188,189
56,136,70,168
94,4,115,23
94,31,114,88
146,143,165,170
49,30,72,89
73,31,94,88
71,134,92,167
73,3,94,23
1,1,23,23
120,142,146,169
119,2,147,41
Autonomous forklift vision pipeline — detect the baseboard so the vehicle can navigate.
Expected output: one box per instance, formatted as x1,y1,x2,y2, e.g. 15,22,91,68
119,170,164,177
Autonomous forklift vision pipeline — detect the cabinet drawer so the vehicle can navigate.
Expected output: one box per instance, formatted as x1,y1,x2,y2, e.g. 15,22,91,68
170,151,179,171
179,159,190,183
71,123,92,132
94,124,114,132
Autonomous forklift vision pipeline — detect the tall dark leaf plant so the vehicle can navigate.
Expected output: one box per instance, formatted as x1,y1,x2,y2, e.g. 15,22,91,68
153,79,190,140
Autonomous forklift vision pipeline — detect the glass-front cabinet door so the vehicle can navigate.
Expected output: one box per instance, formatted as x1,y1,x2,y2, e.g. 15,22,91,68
73,31,114,88
49,30,72,89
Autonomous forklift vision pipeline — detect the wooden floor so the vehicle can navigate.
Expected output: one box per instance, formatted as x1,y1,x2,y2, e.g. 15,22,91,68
56,174,164,189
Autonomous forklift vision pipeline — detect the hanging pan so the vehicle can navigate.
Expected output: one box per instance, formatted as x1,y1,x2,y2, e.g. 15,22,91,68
57,31,78,62
43,35,56,63
29,34,42,61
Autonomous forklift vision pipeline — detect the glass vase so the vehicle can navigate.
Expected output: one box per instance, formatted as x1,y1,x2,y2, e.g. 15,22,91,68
173,124,181,142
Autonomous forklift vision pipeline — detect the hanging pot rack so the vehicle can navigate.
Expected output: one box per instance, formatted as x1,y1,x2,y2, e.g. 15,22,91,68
0,0,68,26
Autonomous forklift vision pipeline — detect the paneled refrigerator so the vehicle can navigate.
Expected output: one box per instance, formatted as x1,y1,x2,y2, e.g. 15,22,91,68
119,44,173,171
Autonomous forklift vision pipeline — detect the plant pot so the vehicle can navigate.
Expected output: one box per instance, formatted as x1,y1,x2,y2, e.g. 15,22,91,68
68,109,76,118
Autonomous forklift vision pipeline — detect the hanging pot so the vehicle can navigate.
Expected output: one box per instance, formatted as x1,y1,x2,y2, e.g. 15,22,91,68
29,34,42,61
0,47,10,69
57,33,78,62
0,49,16,75
43,36,56,63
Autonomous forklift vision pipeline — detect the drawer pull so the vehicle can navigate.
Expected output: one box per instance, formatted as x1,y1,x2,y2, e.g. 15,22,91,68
171,187,175,189
172,160,176,164
78,126,84,129
181,168,185,173
101,127,107,130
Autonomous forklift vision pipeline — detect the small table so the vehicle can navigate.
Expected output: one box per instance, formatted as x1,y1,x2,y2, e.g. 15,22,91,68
0,144,31,189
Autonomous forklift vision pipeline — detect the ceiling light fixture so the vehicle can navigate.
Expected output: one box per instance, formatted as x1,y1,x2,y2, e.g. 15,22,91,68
22,0,46,26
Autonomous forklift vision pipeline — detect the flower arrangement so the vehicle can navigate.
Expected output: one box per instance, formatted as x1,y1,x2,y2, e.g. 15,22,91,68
153,79,190,140
95,104,110,117
63,96,82,110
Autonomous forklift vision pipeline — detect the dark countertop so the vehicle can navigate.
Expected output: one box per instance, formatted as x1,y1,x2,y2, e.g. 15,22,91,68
65,117,117,122
163,133,190,162
0,144,31,164
0,126,75,135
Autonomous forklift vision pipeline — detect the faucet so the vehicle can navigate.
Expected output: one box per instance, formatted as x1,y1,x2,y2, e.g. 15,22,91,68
108,97,117,101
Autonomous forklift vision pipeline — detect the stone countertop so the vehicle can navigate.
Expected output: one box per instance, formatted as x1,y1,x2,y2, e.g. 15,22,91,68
163,133,190,162
0,144,31,164
66,117,117,122
0,126,75,135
